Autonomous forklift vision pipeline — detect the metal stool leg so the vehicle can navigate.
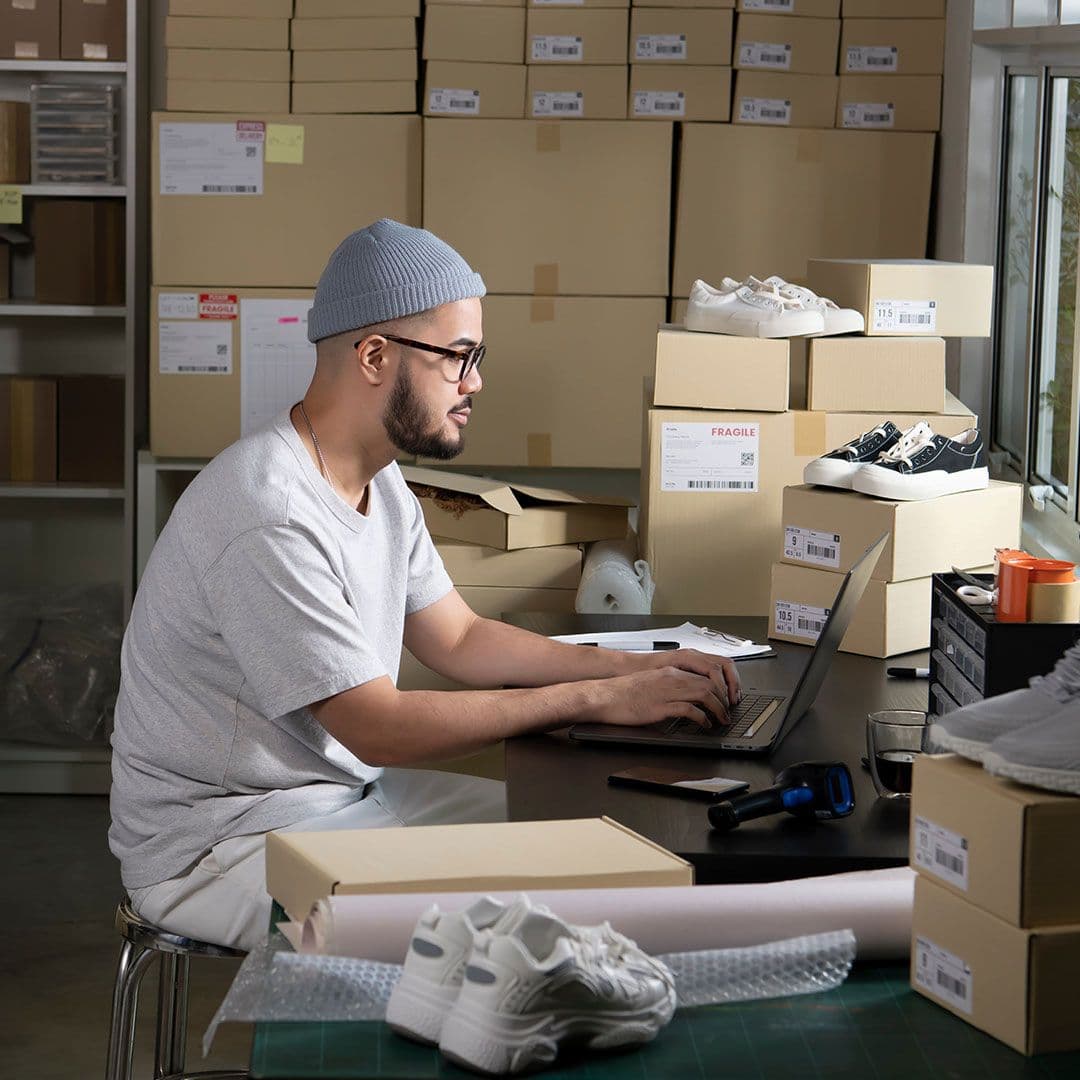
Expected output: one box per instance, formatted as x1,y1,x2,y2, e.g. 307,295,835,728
155,953,190,1079
105,940,156,1080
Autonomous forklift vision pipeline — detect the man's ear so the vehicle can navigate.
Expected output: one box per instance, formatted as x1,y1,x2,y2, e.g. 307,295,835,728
355,334,389,386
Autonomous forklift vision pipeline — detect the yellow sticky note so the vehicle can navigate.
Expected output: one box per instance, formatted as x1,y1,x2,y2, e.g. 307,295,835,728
266,124,304,165
0,186,23,224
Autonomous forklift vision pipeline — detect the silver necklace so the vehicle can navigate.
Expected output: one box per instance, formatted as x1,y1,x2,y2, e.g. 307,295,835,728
297,400,336,488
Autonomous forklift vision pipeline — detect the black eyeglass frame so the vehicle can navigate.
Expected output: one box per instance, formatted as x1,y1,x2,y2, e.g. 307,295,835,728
354,333,486,383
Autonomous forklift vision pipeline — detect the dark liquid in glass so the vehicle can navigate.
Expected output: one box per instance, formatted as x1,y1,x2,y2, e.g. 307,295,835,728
876,749,917,793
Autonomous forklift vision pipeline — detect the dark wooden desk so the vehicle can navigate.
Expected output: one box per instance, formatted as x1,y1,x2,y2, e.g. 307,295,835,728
504,613,929,884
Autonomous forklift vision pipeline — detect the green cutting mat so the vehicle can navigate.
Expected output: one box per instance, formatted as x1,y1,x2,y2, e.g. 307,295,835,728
250,965,1080,1078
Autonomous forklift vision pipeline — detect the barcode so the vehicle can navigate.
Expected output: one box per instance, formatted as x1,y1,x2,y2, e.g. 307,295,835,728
936,969,967,1000
798,617,826,632
176,365,227,372
449,98,477,110
552,46,579,56
899,313,933,324
867,56,895,67
687,480,754,489
552,101,580,112
864,111,891,122
807,543,836,559
761,107,787,118
762,52,787,64
656,45,682,55
934,848,964,876
201,184,257,193
655,101,682,111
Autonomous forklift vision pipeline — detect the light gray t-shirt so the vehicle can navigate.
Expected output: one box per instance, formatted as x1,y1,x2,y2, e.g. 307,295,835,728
109,411,453,890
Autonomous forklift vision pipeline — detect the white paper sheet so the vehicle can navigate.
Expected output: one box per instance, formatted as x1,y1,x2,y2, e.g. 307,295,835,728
292,867,914,963
550,621,771,659
240,299,316,435
158,320,232,375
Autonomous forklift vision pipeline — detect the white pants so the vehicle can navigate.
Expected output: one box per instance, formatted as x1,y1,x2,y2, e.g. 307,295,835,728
130,769,507,952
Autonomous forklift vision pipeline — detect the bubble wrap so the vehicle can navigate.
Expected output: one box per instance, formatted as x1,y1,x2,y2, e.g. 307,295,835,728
203,928,855,1055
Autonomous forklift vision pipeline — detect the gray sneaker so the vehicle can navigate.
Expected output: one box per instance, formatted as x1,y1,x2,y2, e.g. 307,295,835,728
983,699,1080,795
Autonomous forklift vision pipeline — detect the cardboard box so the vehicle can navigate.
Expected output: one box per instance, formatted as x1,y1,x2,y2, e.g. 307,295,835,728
166,80,291,113
806,390,977,449
152,113,421,288
779,482,1023,582
424,119,672,297
769,560,930,656
457,584,578,618
629,64,731,122
734,71,837,128
654,325,789,411
34,199,123,305
638,0,732,7
806,335,945,412
837,74,941,131
527,64,627,119
672,125,934,293
529,0,629,6
911,876,1080,1055
294,0,418,14
438,540,583,588
844,0,944,14
7,376,56,483
402,465,632,550
293,48,417,82
0,0,59,59
629,8,733,64
164,16,289,49
527,8,629,64
424,61,525,117
841,18,945,75
805,259,995,338
57,375,123,484
266,817,693,923
0,100,28,184
291,81,416,113
738,0,837,13
169,0,293,14
912,754,1080,928
434,0,525,5
166,47,292,82
418,296,665,468
424,5,524,63
292,16,415,50
734,13,839,74
61,0,124,60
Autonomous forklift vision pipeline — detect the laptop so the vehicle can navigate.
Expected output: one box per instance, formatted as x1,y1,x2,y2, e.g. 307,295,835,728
568,532,889,754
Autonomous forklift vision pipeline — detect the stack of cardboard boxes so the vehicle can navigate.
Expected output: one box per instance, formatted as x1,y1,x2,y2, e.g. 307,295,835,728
0,0,124,62
768,259,1022,657
910,754,1080,1056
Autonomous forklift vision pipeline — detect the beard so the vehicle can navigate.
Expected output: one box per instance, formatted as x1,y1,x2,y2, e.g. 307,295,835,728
382,361,469,461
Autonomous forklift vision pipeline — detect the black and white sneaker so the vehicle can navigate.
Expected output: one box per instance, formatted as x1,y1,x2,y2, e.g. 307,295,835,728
802,421,903,490
852,424,989,501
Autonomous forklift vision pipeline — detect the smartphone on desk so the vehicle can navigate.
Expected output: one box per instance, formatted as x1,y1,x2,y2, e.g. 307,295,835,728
607,767,750,802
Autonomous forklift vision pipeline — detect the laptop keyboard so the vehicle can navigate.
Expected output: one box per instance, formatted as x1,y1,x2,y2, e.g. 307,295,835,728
663,693,783,739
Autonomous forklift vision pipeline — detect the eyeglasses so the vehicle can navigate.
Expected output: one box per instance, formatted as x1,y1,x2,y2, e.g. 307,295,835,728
355,333,486,383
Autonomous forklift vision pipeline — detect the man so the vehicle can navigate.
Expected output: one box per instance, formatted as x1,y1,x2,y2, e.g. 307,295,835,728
110,220,739,950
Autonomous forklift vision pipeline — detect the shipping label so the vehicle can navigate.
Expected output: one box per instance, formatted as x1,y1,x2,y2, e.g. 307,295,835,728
784,526,841,569
635,34,687,62
427,88,480,115
157,292,199,320
873,299,937,332
738,41,792,69
660,422,760,492
742,0,795,9
159,121,264,196
915,937,973,1015
841,101,895,129
774,601,830,641
531,35,584,62
632,90,686,117
846,45,899,72
738,96,791,125
198,293,239,320
913,816,969,891
532,91,584,117
158,320,232,375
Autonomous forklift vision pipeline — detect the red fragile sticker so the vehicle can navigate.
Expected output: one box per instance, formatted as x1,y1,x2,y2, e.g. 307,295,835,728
235,121,266,142
199,293,239,320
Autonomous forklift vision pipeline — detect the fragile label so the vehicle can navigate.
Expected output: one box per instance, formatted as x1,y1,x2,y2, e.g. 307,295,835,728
532,91,583,118
159,122,264,196
428,88,480,115
632,90,685,118
635,34,687,62
914,937,973,1015
774,601,829,641
738,97,791,125
784,526,841,569
531,35,583,62
199,292,239,320
841,102,895,129
742,0,794,9
158,320,232,375
738,41,792,69
913,816,969,890
873,299,937,332
846,45,899,72
660,422,760,493
157,292,199,320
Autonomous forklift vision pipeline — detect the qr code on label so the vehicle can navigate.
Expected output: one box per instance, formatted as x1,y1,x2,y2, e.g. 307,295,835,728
216,344,228,356
245,145,257,157
741,452,756,466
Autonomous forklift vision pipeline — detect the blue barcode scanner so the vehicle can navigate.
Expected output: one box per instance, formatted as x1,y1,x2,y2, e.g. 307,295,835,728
707,761,855,832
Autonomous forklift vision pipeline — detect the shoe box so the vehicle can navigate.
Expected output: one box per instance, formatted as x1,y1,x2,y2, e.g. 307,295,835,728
424,4,523,63
291,81,417,114
168,0,294,12
166,81,291,113
265,816,693,924
836,74,942,132
842,1,944,14
293,0,418,13
167,46,291,83
424,62,526,118
0,0,59,60
734,13,840,75
527,8,629,66
629,65,732,122
737,1,840,14
806,259,995,338
292,48,417,83
840,18,945,76
807,336,945,412
293,15,416,51
164,15,291,50
630,7,733,66
733,71,838,129
527,65,628,120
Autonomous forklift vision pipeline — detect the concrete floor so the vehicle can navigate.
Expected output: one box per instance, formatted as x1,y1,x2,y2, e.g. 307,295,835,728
2,795,251,1080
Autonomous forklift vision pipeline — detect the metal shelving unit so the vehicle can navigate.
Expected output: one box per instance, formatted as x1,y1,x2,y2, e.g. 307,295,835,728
0,302,126,316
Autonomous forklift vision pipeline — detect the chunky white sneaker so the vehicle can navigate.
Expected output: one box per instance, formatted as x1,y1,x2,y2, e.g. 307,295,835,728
386,895,538,1046
802,420,904,490
851,424,989,501
685,278,825,338
983,698,1080,795
762,275,865,336
438,910,676,1076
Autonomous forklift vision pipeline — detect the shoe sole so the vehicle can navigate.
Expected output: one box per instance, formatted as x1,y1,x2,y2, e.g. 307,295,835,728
684,308,825,338
925,725,995,763
802,458,858,489
385,970,461,1046
851,466,989,502
982,751,1080,795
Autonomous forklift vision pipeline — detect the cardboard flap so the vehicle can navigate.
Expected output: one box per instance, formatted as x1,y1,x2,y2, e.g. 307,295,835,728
507,482,633,510
401,464,524,517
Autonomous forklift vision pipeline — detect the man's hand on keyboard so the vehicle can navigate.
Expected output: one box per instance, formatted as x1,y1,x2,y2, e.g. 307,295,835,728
582,661,736,730
637,648,741,709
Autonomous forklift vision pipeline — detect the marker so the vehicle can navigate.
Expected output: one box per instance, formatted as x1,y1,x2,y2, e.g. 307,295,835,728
886,666,930,679
579,641,680,651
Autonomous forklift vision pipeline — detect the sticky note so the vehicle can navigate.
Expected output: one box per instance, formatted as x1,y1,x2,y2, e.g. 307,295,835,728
0,186,23,224
266,124,304,165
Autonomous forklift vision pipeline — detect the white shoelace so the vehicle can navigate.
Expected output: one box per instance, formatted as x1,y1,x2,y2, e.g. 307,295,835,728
841,423,892,458
763,275,839,312
876,422,936,467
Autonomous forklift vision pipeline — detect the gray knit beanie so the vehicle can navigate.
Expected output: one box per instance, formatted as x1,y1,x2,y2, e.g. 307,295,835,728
307,219,486,343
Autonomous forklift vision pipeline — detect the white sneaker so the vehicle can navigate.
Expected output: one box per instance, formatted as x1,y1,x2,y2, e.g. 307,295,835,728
761,275,865,336
983,699,1080,795
686,278,825,338
438,909,676,1076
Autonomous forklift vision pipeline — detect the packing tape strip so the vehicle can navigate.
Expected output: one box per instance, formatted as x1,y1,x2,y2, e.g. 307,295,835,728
1028,580,1080,624
794,410,827,458
534,264,559,295
527,433,553,468
530,298,556,323
536,122,561,153
796,130,823,165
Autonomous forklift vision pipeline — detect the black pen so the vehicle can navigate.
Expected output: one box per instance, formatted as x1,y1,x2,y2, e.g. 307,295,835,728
886,666,930,679
579,641,681,651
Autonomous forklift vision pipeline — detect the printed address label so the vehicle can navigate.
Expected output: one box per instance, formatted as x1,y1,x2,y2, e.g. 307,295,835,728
913,816,969,890
428,88,480,115
738,41,792,69
872,299,937,332
632,90,685,117
846,45,899,72
635,34,687,61
842,102,895,129
660,422,759,492
531,35,583,62
784,526,841,569
774,601,830,642
532,91,583,117
915,937,973,1015
738,97,791,125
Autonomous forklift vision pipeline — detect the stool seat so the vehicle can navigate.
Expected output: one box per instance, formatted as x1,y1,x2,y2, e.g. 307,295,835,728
106,898,249,1080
